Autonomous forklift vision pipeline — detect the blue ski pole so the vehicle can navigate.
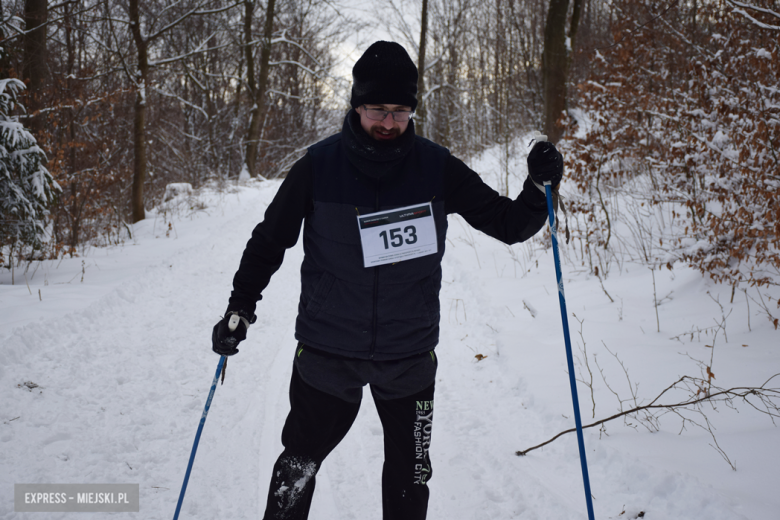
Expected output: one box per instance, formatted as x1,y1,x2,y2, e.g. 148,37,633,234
541,140,596,520
173,314,239,520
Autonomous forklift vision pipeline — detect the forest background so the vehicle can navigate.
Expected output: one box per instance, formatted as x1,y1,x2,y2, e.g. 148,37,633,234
1,0,779,299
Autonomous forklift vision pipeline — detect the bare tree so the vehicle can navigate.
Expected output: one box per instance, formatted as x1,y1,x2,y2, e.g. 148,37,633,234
244,0,276,178
108,0,241,222
416,0,428,137
381,0,566,156
2,0,349,253
22,0,47,134
542,0,582,143
542,0,583,144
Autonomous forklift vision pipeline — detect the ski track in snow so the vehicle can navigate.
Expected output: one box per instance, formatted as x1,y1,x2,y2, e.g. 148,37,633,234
1,178,778,520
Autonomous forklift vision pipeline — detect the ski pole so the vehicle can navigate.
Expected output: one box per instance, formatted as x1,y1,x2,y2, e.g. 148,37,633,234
173,314,239,520
540,139,596,520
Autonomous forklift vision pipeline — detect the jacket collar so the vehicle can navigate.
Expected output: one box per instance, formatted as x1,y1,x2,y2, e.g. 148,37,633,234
341,108,415,180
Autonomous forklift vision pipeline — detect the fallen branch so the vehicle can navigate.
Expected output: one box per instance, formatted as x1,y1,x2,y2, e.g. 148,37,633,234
516,374,780,456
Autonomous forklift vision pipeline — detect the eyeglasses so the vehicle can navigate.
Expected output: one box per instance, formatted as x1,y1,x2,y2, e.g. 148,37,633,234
361,106,414,122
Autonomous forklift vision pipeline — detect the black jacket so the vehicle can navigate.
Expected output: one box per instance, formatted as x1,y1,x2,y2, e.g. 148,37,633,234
228,113,548,359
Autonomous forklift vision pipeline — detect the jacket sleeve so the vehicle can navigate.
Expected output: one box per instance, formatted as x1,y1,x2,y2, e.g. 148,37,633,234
443,155,548,245
226,154,314,315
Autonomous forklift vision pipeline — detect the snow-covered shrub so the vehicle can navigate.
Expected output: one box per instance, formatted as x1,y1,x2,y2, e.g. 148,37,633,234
163,182,193,202
0,78,59,259
561,1,779,287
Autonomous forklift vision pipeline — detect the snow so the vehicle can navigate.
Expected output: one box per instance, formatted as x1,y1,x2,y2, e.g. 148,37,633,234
567,108,593,140
163,183,193,202
1,151,779,519
238,164,251,183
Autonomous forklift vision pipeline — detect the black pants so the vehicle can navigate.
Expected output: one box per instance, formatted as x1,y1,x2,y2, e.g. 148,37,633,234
262,364,435,520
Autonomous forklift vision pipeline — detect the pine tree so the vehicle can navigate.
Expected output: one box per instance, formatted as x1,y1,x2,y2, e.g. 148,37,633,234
0,77,59,257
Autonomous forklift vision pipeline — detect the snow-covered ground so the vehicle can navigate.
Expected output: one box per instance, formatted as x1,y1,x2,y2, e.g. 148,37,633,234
2,149,779,520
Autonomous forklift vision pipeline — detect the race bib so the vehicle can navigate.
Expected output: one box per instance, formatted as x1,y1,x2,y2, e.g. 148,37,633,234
357,202,438,268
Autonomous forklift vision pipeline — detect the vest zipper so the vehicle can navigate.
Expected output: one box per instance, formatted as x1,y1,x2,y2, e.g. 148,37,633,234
369,184,380,359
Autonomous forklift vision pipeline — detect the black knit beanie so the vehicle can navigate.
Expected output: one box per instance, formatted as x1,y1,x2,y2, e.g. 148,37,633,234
350,41,418,111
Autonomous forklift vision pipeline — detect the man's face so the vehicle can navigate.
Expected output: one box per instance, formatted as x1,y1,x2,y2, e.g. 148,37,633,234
356,104,412,141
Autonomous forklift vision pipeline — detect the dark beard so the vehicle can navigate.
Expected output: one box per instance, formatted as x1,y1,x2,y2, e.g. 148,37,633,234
368,126,401,140
341,109,415,180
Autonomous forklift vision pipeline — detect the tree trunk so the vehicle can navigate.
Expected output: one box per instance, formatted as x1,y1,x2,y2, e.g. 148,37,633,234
131,83,147,223
244,0,256,96
416,0,428,138
441,46,458,151
245,0,276,178
65,1,79,246
22,0,47,136
542,0,583,144
129,0,148,223
569,0,583,58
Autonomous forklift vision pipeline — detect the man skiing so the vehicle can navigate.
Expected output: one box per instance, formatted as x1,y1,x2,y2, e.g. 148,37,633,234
212,40,564,520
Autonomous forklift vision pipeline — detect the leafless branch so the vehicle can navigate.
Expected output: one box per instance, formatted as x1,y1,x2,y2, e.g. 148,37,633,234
727,1,780,30
516,374,780,457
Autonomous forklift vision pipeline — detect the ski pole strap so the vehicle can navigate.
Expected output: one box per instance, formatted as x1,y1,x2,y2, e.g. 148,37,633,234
537,180,569,244
226,310,256,330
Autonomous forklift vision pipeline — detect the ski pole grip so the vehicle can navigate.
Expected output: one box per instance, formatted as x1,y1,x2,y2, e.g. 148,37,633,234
533,133,552,186
228,314,240,332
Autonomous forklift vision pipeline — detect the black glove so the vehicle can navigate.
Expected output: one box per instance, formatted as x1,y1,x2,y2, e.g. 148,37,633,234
212,310,256,356
527,140,564,188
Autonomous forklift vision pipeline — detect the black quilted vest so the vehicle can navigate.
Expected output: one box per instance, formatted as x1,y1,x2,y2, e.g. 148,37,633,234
294,132,450,360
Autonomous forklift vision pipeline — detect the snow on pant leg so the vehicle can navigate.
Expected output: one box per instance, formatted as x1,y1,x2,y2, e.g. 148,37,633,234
262,364,361,520
371,382,435,520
